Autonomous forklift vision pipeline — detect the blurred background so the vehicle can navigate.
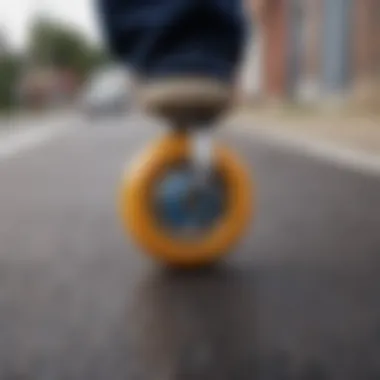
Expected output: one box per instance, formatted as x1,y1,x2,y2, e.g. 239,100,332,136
0,0,133,119
242,0,380,110
0,0,379,120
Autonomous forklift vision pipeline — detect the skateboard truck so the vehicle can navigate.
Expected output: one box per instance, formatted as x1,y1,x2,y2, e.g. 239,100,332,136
191,128,214,186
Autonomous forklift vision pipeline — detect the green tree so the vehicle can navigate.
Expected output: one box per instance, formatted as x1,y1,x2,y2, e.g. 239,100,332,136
0,55,21,111
29,19,109,79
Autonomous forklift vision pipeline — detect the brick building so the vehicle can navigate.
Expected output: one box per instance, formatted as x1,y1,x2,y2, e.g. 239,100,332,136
244,0,380,108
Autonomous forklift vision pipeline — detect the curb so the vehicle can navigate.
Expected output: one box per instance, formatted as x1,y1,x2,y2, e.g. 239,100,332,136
225,112,380,177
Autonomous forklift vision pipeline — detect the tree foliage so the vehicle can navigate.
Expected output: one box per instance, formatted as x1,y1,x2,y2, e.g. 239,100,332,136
0,55,21,110
29,19,109,79
0,20,109,110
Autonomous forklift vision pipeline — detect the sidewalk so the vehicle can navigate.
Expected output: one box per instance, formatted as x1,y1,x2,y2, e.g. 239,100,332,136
0,109,78,160
231,104,380,157
0,109,77,137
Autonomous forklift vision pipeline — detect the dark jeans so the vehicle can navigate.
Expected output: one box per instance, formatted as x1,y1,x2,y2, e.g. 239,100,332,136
96,0,247,82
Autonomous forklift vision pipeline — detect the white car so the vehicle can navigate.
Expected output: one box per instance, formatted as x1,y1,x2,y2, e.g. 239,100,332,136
79,65,133,116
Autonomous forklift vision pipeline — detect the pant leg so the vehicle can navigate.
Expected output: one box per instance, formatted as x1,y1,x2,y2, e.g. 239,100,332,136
96,0,247,82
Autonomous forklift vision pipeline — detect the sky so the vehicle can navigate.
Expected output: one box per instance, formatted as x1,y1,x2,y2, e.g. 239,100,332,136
0,0,102,51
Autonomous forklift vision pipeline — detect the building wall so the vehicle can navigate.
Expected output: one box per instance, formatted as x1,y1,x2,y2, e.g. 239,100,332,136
322,0,352,96
352,0,380,106
298,0,323,101
247,0,379,106
287,0,304,97
259,0,289,98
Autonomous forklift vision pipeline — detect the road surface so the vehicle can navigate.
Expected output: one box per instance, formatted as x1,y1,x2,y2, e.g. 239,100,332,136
0,113,380,380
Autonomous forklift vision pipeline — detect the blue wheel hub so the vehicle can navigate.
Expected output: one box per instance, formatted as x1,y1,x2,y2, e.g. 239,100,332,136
155,167,225,234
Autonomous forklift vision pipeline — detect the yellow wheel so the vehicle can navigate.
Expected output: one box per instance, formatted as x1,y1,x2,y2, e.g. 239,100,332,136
118,133,253,267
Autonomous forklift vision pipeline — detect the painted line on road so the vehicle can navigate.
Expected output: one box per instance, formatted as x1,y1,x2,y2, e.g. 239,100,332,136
228,120,380,177
0,118,75,161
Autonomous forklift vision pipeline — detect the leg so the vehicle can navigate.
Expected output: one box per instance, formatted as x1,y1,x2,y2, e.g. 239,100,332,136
96,0,247,124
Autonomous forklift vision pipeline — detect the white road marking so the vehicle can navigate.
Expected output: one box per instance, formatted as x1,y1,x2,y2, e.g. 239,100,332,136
0,116,76,161
227,119,380,177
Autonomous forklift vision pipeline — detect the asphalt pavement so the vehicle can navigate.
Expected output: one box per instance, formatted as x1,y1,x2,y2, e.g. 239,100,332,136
0,113,380,380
